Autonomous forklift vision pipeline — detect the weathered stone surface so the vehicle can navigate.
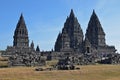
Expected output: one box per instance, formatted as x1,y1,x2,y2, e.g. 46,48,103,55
4,14,46,66
55,9,84,52
85,10,116,54
56,9,116,54
13,14,29,48
56,57,75,70
8,51,46,66
54,9,117,65
2,9,118,67
99,53,120,64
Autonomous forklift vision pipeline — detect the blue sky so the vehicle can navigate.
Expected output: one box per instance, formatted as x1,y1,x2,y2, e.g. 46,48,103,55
0,0,120,52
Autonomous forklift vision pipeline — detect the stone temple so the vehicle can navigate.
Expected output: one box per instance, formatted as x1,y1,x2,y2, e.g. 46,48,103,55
4,14,45,66
54,9,116,55
2,9,119,66
53,9,118,65
5,14,34,56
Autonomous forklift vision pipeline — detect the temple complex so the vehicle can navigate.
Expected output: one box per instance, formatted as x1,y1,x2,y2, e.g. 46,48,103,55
55,9,116,55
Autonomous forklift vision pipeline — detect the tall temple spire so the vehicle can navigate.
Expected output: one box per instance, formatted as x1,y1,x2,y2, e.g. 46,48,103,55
16,13,27,29
30,40,34,49
61,28,70,50
36,45,40,52
54,9,84,52
86,10,106,47
92,9,96,15
69,9,75,18
54,32,62,51
13,14,29,47
90,10,101,25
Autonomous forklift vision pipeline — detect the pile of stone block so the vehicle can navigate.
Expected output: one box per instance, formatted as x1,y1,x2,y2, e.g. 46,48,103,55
8,52,46,67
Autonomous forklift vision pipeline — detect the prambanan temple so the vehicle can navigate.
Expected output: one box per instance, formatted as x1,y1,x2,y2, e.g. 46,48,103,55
2,9,120,66
4,14,45,66
55,9,116,54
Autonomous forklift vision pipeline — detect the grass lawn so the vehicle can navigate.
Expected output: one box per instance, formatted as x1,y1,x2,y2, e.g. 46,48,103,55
0,64,120,80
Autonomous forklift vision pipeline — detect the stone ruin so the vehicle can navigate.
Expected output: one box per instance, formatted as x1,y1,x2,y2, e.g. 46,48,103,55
52,9,119,66
99,53,120,64
57,52,120,66
8,51,46,67
55,53,96,67
55,53,97,70
3,14,46,67
2,9,120,68
54,9,116,57
56,57,75,70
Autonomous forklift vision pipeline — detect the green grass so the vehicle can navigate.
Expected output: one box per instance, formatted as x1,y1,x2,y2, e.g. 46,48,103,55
0,64,120,80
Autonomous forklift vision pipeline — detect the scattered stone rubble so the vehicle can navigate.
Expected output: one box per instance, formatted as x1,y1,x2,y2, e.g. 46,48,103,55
99,53,120,64
8,52,46,67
